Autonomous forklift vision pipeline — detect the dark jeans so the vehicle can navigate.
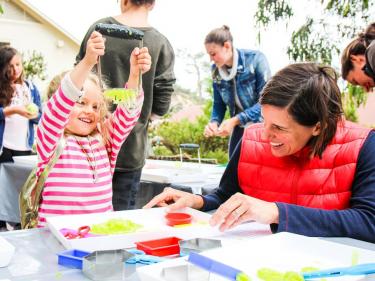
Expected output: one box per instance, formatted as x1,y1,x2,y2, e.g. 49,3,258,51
0,147,32,163
112,169,142,211
228,126,244,158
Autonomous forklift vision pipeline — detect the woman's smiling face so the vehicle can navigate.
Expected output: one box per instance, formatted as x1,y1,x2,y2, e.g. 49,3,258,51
66,80,102,137
261,104,321,157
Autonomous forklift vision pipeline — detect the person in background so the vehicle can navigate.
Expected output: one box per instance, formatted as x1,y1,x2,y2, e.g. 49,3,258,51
0,46,41,230
76,0,176,211
0,46,41,162
36,31,150,227
341,22,375,92
144,63,375,243
203,25,271,157
45,71,68,101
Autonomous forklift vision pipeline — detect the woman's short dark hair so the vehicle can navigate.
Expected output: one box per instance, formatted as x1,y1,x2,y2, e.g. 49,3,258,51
204,25,233,46
341,37,367,79
341,22,375,79
364,22,375,47
260,63,343,158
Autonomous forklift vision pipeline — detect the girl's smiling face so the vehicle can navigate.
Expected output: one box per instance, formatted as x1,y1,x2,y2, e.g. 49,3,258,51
261,104,321,157
66,80,103,137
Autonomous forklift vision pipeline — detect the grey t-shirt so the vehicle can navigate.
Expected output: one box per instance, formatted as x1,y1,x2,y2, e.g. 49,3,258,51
76,17,176,171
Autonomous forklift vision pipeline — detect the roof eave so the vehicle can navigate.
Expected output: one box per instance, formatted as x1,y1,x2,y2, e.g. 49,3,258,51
12,0,80,47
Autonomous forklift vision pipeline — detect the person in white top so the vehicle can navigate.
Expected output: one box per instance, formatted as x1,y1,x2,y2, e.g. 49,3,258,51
0,46,42,230
0,46,42,163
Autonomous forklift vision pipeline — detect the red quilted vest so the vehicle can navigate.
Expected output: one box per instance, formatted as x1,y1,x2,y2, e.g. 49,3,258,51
238,121,371,210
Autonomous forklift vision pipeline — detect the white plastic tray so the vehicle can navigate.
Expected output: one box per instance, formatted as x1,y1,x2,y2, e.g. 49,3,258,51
47,207,220,252
137,232,375,281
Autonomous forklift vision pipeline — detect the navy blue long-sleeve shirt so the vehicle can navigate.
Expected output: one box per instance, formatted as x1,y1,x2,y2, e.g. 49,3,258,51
202,131,375,243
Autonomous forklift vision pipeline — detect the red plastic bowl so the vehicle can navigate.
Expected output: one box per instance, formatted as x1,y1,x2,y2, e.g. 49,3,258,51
135,236,182,256
165,212,192,226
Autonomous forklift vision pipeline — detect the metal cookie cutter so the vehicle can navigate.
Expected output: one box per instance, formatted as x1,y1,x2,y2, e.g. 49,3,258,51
82,249,134,281
179,238,222,256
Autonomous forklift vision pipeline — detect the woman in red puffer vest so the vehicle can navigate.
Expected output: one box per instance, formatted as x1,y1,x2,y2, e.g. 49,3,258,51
144,63,375,243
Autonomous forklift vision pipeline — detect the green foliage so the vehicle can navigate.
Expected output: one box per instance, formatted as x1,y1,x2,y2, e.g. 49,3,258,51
154,118,229,164
153,145,173,156
325,0,370,17
255,0,293,42
152,97,229,164
255,0,293,27
255,0,374,65
287,18,340,65
255,0,373,121
204,149,228,165
341,84,367,122
22,50,47,81
0,4,3,14
151,51,228,164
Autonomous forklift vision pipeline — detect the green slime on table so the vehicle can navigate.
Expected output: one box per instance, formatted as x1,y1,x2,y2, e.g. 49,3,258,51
90,218,143,235
236,272,251,281
257,267,327,281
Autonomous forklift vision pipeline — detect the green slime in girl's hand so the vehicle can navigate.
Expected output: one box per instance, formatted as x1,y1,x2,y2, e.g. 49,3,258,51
103,88,137,109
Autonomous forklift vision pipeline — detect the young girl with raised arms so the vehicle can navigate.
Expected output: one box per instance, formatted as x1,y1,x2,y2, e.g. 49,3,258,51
36,31,151,226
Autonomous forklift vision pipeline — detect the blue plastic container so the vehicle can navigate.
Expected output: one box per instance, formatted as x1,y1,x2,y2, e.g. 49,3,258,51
57,249,91,269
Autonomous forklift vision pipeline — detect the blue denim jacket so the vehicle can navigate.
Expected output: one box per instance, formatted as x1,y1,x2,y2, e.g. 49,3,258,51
210,49,271,125
0,80,42,155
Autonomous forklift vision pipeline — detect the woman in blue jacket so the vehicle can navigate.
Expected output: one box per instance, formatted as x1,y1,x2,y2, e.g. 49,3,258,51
203,25,271,157
0,46,41,163
0,46,41,230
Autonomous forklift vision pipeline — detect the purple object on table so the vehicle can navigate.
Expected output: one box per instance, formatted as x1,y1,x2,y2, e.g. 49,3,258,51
59,227,100,239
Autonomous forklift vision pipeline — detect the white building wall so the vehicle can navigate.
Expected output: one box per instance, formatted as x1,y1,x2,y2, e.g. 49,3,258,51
0,2,78,99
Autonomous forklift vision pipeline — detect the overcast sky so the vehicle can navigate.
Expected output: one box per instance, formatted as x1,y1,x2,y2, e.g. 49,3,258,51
26,0,307,90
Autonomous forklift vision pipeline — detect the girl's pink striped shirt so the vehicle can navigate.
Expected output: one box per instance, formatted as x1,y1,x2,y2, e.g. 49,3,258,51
36,74,141,227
